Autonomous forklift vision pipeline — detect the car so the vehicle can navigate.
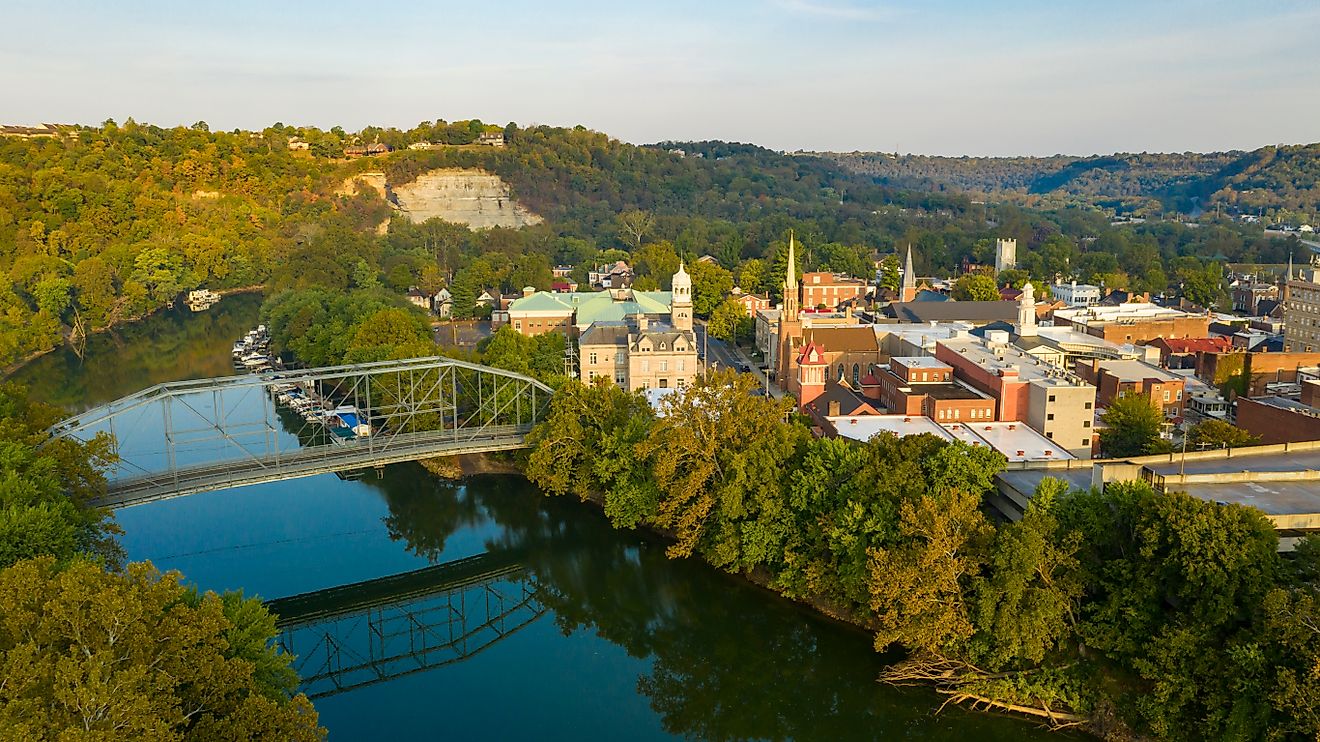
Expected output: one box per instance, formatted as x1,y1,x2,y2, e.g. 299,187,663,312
738,363,752,373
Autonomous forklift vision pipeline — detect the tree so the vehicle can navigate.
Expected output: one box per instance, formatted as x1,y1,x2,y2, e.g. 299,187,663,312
952,273,1000,301
706,298,750,343
0,557,324,741
867,489,993,656
1099,393,1171,458
996,268,1031,290
639,370,805,568
876,255,899,293
1186,419,1259,449
342,307,432,363
633,241,681,288
735,258,769,295
688,260,733,318
616,210,655,250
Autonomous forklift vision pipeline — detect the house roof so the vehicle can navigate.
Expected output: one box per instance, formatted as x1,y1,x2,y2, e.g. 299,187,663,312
508,289,674,326
913,289,950,302
804,382,878,418
884,301,1018,323
579,321,630,347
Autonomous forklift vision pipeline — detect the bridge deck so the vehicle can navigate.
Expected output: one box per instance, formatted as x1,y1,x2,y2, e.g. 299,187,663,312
93,424,532,509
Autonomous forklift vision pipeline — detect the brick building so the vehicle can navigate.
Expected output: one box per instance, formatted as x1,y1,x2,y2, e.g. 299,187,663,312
1235,396,1320,444
799,272,871,310
1079,359,1185,419
1051,303,1210,344
876,357,996,423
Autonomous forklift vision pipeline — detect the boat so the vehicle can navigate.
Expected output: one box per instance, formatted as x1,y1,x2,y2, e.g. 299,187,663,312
186,289,221,312
329,405,372,437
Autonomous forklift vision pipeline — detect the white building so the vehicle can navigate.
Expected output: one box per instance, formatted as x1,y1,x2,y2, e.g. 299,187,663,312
1051,281,1102,307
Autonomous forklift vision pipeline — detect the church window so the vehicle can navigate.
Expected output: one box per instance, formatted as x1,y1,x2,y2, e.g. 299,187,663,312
837,363,845,381
852,364,860,385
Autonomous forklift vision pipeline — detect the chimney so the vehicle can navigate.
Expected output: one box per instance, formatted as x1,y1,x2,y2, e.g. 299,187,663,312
828,399,841,416
636,315,649,332
522,286,535,298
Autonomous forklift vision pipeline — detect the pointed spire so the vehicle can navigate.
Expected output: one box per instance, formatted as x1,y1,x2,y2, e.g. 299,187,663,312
900,244,916,301
783,230,799,315
786,230,797,289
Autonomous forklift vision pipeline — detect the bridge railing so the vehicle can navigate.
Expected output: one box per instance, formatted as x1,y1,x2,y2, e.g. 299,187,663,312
49,356,554,505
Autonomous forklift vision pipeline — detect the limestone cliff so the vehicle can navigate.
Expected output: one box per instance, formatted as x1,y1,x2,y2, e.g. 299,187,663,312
390,169,541,229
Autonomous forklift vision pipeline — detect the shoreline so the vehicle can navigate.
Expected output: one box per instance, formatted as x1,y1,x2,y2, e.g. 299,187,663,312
0,285,265,380
420,456,1092,735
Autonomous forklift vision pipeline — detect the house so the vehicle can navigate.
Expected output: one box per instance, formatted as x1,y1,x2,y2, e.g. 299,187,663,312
433,288,453,319
0,123,60,138
405,288,431,311
799,272,870,310
801,380,881,429
344,143,391,158
476,132,506,147
1051,281,1102,307
696,255,721,266
733,293,771,317
286,137,311,151
550,280,578,293
552,265,575,278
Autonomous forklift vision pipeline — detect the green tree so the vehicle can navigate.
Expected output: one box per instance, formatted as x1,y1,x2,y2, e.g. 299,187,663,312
0,557,324,741
1099,393,1171,457
952,273,1000,301
876,255,899,293
688,260,733,317
706,298,750,343
639,370,805,567
1186,419,1260,449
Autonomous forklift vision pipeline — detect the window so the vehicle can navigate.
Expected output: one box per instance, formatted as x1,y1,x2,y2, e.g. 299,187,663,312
838,364,845,381
853,364,860,385
1048,394,1056,402
1085,402,1093,410
660,379,669,388
660,360,669,372
678,359,686,372
615,372,626,385
1163,390,1171,401
588,353,597,364
1046,431,1054,439
660,342,667,350
954,408,961,420
642,360,650,372
615,351,624,364
1047,413,1054,420
515,321,522,330
1176,389,1183,400
1083,439,1091,447
1083,420,1091,428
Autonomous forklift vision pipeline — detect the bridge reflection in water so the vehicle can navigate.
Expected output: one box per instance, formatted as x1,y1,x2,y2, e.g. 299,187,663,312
267,550,546,700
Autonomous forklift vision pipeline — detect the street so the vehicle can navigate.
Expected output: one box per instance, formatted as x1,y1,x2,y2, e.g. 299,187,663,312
694,320,783,398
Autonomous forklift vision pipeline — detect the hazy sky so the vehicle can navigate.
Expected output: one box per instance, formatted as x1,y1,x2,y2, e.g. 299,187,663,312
3,0,1318,155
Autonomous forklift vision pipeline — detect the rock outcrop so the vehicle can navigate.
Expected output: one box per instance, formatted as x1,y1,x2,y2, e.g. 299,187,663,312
389,168,541,229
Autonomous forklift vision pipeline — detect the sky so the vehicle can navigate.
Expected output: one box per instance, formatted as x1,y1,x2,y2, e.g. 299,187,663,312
3,0,1318,156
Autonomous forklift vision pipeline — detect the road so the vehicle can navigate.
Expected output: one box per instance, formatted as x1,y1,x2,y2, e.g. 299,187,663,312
694,321,783,398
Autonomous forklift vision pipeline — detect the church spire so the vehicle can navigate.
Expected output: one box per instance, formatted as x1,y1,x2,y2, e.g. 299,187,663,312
901,244,916,301
783,230,799,315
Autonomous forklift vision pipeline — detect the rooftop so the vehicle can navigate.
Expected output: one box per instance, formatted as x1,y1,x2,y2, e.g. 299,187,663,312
944,422,1075,462
892,356,951,369
885,300,1019,323
940,337,1089,385
1054,302,1204,326
1093,359,1182,383
829,414,954,443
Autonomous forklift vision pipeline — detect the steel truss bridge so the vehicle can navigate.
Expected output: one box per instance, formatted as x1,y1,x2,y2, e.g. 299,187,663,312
47,357,553,508
267,550,546,700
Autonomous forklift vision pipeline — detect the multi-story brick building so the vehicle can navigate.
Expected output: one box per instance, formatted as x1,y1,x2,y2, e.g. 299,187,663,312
579,316,698,391
876,357,996,423
935,337,1097,458
799,272,871,310
1051,303,1210,344
1079,359,1185,419
1285,264,1320,352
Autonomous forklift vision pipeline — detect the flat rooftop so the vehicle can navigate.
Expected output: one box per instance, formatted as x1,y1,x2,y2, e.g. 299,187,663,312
1094,359,1182,383
945,422,1075,462
940,338,1088,385
920,382,990,401
893,356,951,369
829,415,954,443
1054,303,1204,326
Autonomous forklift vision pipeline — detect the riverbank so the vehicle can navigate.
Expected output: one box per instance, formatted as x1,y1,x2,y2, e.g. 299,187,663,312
0,285,265,380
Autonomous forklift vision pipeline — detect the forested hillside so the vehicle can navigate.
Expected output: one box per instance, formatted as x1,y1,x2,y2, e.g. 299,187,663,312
818,144,1320,222
1,119,1314,372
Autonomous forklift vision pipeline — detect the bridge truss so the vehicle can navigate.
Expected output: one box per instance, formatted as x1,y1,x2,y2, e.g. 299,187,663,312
48,357,553,508
267,551,546,700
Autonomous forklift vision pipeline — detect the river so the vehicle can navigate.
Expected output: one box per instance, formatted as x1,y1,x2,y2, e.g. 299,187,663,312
12,295,1067,741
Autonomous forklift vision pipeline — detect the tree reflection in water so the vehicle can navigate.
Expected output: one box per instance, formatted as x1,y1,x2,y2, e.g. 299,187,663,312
372,473,1062,742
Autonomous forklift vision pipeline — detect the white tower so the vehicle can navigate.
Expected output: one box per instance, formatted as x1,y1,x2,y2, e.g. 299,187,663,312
1017,281,1037,337
671,260,692,331
995,238,1018,274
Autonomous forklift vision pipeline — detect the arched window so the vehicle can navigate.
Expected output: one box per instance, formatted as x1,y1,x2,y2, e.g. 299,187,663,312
852,364,860,385
837,363,845,381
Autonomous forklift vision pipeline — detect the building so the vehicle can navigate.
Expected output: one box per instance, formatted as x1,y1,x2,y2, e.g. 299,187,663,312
589,261,633,289
994,237,1017,274
1196,350,1320,396
1146,337,1234,370
876,357,996,423
433,288,452,319
507,286,675,338
1232,281,1280,314
883,300,1020,324
801,381,882,429
578,316,698,391
476,132,506,147
825,415,1073,463
0,123,61,138
1051,303,1211,344
1236,393,1320,444
1051,281,1102,307
799,272,870,310
1285,263,1320,352
733,292,771,317
755,309,782,370
286,137,311,151
1079,359,1185,419
935,337,1097,459
405,288,431,311
344,143,391,158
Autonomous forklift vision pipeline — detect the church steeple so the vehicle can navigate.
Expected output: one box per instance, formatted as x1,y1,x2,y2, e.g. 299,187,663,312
901,244,916,302
782,231,799,315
